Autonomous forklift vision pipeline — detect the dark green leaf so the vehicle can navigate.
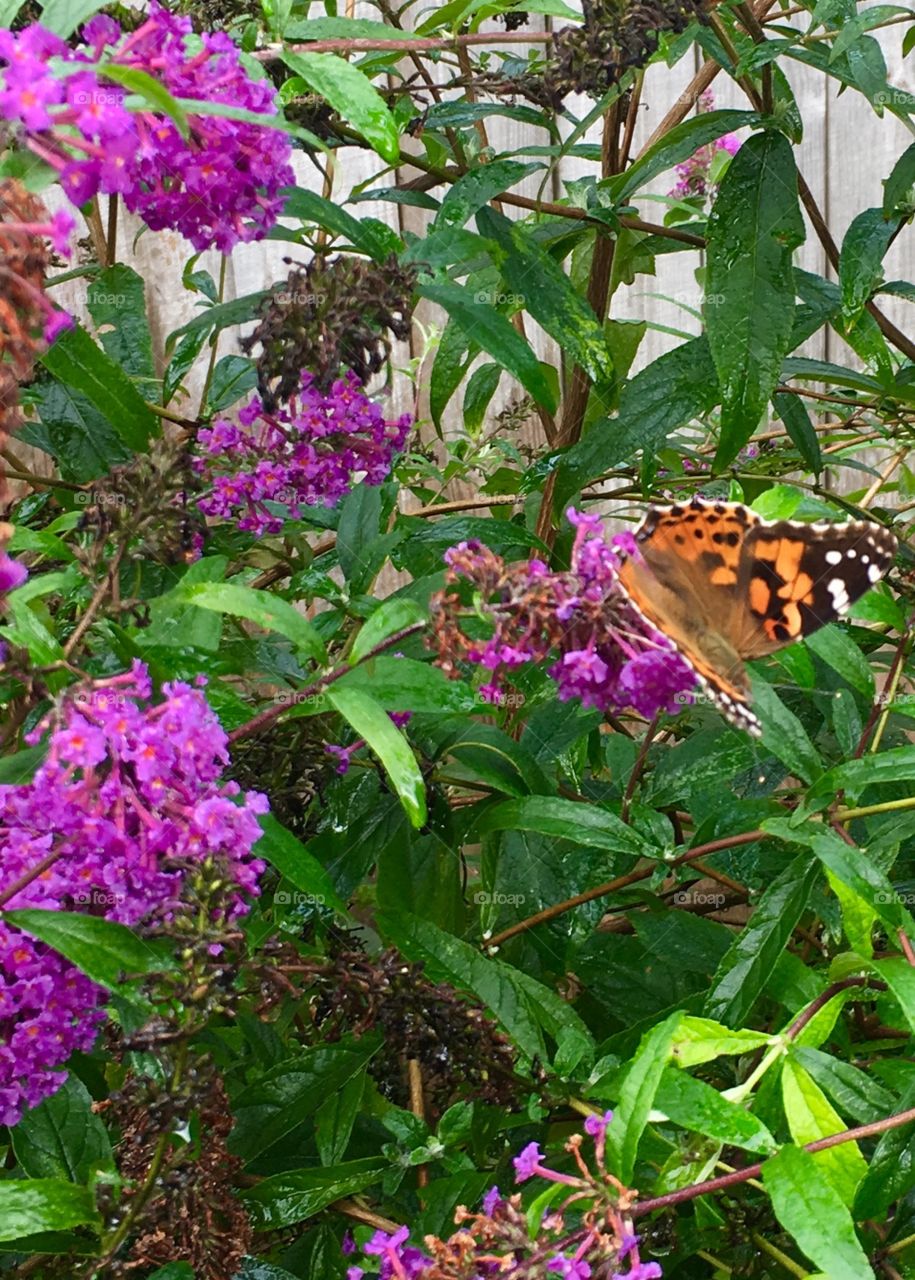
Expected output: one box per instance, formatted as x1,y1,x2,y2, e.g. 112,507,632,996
41,323,158,453
86,265,155,380
477,208,613,382
256,815,345,913
476,796,650,856
610,111,758,202
418,282,558,412
704,856,820,1027
883,141,915,215
243,1159,386,1229
705,132,805,467
11,1076,113,1183
4,910,176,991
206,355,257,411
438,160,542,227
169,582,327,665
773,391,822,472
839,207,895,322
230,1042,380,1161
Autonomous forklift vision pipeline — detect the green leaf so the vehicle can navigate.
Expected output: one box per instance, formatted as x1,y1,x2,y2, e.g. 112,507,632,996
793,1046,896,1124
315,1070,365,1166
463,362,502,434
281,51,399,164
705,132,805,468
4,910,176,991
752,677,821,784
0,1180,100,1242
854,1079,915,1218
378,910,547,1061
671,1017,772,1069
610,110,758,202
418,282,558,412
281,189,395,262
883,140,915,215
166,291,272,350
782,1058,867,1204
773,391,822,472
606,1013,680,1183
41,323,158,453
655,1068,776,1154
86,265,155,380
99,65,190,138
437,160,542,227
11,1076,113,1183
475,796,650,856
807,745,915,807
704,855,820,1027
206,354,257,411
38,0,107,36
873,956,915,1035
170,582,327,665
839,207,895,323
242,1159,386,1229
230,1042,380,1161
477,208,613,382
762,1145,873,1280
349,600,426,665
255,815,345,913
559,336,718,498
805,625,874,698
336,657,480,714
430,317,479,431
327,686,426,828
763,821,908,937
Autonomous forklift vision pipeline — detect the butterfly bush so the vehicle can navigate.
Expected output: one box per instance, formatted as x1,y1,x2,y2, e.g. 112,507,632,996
195,370,413,535
0,661,268,1126
0,6,294,252
345,1111,662,1279
430,508,696,719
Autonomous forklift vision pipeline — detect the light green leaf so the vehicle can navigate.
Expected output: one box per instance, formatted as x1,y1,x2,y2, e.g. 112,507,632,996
281,51,399,164
327,686,426,828
170,582,327,665
763,1145,872,1280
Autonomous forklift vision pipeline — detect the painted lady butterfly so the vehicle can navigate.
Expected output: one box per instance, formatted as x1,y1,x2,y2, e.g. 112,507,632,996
617,496,898,736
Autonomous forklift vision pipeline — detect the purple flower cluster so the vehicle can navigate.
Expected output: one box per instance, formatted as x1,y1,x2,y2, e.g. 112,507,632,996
434,509,696,722
0,7,294,252
669,90,740,200
0,547,27,597
195,371,413,535
0,662,268,1125
344,1111,662,1279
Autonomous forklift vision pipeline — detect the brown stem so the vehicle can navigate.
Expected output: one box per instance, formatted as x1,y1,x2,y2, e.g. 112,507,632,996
227,621,426,745
254,31,553,56
634,1106,915,1217
785,976,885,1042
485,830,765,949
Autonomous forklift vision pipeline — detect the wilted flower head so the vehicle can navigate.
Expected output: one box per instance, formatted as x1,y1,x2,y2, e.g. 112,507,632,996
0,662,267,1124
0,7,294,251
195,370,412,535
344,1112,662,1278
430,509,696,722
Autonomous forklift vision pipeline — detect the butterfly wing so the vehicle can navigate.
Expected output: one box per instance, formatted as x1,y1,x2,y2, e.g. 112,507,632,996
732,518,898,660
617,498,762,733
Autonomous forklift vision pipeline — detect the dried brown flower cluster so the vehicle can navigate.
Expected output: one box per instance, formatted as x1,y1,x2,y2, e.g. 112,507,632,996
74,438,205,572
0,179,52,441
481,0,710,106
108,1070,251,1280
241,253,418,409
284,946,520,1119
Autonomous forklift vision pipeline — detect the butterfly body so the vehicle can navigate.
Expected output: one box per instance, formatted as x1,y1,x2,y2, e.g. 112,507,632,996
617,496,898,736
